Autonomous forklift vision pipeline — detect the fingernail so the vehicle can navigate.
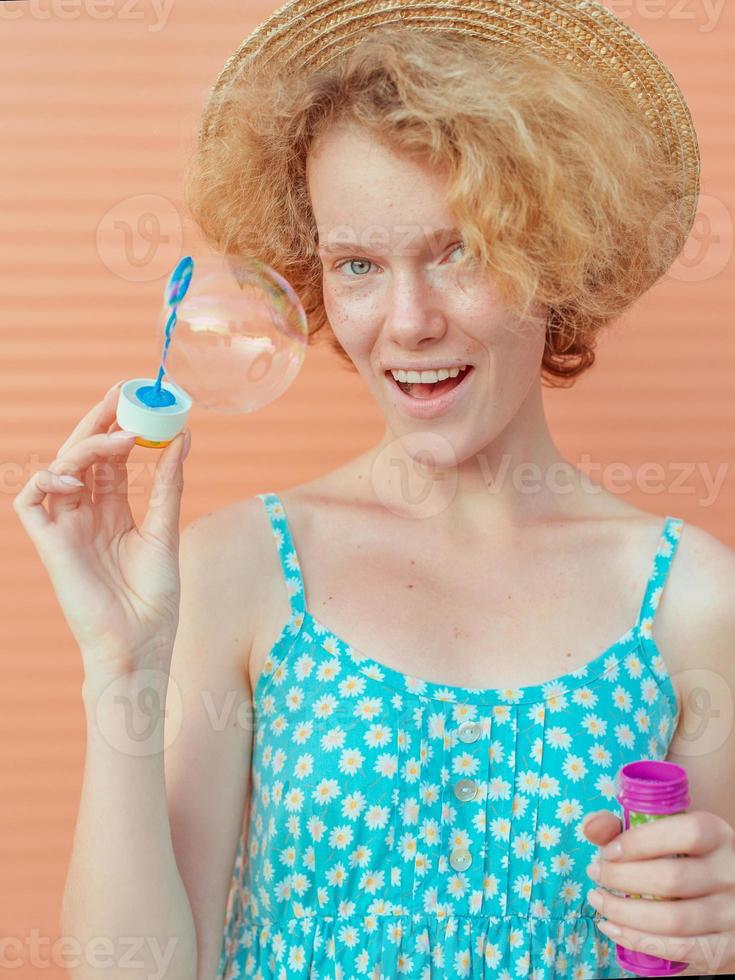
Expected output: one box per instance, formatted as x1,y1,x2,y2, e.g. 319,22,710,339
586,861,601,881
181,430,191,460
582,811,603,829
110,430,139,440
598,919,621,936
601,840,623,860
57,474,85,487
587,887,602,906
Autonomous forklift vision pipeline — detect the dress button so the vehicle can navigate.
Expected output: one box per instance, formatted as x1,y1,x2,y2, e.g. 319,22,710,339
449,847,472,871
453,778,478,802
457,721,481,743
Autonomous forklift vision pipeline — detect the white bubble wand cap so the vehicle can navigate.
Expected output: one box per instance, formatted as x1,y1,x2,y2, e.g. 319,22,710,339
116,378,192,448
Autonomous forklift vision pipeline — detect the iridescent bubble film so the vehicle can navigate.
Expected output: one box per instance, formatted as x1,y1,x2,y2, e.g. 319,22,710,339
158,253,308,413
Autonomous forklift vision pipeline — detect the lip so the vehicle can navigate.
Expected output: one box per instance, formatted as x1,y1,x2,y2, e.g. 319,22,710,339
385,366,475,419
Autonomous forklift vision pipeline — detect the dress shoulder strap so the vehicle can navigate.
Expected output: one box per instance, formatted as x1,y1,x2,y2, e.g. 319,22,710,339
635,515,685,632
255,491,307,617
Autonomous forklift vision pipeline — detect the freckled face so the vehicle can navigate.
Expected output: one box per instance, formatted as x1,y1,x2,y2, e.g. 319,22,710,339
306,124,548,457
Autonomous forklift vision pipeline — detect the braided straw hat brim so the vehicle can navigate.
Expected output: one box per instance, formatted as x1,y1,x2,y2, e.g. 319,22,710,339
199,0,700,238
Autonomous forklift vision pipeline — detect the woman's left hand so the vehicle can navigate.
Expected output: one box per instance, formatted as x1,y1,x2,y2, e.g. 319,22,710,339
582,809,735,975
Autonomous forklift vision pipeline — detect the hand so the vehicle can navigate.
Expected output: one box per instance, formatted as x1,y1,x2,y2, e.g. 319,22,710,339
582,808,735,975
13,381,191,680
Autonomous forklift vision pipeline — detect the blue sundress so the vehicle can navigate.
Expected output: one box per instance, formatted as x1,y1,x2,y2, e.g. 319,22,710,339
216,491,683,979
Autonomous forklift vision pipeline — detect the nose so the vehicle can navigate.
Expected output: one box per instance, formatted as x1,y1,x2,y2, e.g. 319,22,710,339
380,275,450,349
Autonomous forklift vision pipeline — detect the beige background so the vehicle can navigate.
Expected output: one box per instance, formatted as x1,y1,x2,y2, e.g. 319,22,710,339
1,1,732,976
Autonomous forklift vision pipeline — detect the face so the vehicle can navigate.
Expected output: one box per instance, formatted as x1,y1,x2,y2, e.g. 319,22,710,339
307,123,548,467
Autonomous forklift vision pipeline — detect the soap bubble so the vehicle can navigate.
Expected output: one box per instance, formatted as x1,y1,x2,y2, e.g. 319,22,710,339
157,252,308,413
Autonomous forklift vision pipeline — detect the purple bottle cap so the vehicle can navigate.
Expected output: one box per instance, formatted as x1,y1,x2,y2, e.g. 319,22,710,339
616,759,690,815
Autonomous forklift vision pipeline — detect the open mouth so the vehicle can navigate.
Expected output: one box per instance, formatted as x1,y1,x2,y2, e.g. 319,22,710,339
387,365,473,400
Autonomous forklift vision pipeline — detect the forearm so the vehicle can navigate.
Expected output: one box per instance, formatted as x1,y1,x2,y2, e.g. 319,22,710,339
61,678,197,980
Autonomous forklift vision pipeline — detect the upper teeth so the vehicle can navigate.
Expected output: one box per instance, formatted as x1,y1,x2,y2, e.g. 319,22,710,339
390,366,469,384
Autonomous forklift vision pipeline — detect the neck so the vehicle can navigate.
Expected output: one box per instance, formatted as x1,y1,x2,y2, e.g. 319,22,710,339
367,380,593,534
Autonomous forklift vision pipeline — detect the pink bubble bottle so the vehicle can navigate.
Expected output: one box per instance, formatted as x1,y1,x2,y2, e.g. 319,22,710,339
614,759,690,976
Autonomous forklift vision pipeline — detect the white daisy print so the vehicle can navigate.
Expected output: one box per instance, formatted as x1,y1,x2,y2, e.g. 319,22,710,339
217,496,685,980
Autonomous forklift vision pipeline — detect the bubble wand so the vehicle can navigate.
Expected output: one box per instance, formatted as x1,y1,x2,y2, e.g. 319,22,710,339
116,256,195,447
135,256,195,410
114,251,308,448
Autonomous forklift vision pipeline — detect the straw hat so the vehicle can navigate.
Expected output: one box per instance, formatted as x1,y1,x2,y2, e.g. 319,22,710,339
198,0,701,238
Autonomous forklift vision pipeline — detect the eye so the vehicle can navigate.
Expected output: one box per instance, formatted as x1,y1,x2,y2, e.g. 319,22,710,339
334,242,465,279
334,257,374,278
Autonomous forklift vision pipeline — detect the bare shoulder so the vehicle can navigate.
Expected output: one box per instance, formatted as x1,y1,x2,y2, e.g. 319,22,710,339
667,517,735,617
654,516,735,714
180,495,275,677
182,495,273,590
675,518,735,655
584,494,734,636
183,494,271,557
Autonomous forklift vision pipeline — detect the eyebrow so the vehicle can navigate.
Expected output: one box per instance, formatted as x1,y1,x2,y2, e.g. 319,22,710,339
317,227,461,254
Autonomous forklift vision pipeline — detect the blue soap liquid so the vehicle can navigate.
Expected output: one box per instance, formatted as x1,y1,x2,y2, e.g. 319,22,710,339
136,256,194,409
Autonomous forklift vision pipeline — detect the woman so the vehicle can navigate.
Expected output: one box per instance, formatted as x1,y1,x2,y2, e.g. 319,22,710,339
14,5,735,979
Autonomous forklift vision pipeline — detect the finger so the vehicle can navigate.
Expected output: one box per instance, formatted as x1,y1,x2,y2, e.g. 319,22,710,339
581,809,623,847
51,383,127,516
589,886,732,938
92,441,131,514
56,382,126,458
599,810,728,862
92,393,137,511
47,430,140,518
586,853,726,900
595,916,732,974
139,430,189,546
12,468,86,540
